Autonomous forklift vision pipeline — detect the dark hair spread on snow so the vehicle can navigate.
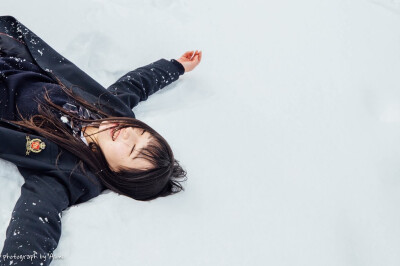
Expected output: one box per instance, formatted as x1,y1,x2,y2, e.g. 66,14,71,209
12,81,187,201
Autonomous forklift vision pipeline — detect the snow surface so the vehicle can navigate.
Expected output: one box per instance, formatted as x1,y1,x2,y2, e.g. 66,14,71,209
1,0,400,265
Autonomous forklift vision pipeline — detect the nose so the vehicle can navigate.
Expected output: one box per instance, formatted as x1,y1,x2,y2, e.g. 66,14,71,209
121,127,131,140
121,127,141,141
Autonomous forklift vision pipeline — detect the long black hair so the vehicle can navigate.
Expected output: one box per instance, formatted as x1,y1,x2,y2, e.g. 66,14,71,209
13,81,187,201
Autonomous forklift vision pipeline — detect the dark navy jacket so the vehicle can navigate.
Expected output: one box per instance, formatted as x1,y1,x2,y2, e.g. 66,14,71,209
0,16,184,266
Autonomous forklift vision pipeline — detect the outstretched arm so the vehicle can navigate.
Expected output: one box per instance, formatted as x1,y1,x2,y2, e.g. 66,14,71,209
0,174,70,266
106,50,202,109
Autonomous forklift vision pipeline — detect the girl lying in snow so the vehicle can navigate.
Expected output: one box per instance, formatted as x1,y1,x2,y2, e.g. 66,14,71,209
0,16,202,266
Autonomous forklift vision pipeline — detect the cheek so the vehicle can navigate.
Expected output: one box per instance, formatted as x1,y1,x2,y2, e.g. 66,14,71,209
104,143,123,158
101,142,129,166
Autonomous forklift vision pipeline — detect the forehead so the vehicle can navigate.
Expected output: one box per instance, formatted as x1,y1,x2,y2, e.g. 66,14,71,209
127,157,154,171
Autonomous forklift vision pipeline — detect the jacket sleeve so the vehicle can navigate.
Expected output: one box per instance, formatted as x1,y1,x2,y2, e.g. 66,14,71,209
0,174,70,266
106,59,185,109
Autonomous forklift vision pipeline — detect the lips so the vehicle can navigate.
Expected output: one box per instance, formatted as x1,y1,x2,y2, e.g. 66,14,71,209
111,127,122,140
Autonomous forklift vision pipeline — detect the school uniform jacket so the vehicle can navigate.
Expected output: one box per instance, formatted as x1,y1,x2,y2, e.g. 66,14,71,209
0,16,185,266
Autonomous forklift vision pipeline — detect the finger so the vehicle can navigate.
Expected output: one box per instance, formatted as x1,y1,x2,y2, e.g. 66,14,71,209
189,50,197,60
198,51,202,62
182,51,193,58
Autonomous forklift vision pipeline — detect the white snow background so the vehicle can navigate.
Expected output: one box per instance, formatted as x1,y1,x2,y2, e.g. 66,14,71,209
1,0,400,265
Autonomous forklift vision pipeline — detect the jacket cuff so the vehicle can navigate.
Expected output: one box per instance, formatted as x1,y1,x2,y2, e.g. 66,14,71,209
170,59,185,75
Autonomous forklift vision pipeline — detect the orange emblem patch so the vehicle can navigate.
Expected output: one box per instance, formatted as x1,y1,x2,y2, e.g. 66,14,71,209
26,136,46,155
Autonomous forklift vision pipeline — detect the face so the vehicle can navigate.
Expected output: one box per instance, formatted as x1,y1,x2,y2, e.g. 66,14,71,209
94,121,154,172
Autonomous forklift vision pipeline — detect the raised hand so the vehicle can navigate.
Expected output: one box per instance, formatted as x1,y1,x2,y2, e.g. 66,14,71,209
176,50,202,73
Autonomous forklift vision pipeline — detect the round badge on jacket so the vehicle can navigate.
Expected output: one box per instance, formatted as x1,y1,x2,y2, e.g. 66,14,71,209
26,136,46,155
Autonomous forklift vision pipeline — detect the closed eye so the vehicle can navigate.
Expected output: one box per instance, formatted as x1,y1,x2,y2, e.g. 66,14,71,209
130,144,136,156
